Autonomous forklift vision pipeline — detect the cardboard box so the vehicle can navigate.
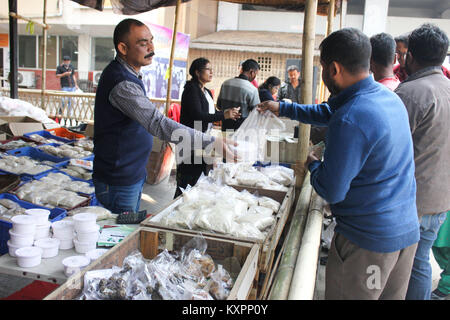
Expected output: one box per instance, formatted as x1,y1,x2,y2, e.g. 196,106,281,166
84,120,94,138
0,116,57,137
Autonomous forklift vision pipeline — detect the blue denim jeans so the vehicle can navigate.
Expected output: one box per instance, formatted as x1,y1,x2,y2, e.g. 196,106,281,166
406,211,447,300
93,177,146,214
61,86,76,113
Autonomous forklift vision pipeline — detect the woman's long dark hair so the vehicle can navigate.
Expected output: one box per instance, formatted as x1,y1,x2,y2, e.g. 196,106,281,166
259,76,281,90
189,57,210,83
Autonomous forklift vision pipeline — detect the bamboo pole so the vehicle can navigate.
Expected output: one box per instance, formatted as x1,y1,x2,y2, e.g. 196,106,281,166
287,190,324,300
340,0,347,29
41,0,48,109
295,0,318,188
9,12,50,30
327,0,335,35
268,172,312,300
164,0,182,115
8,0,18,99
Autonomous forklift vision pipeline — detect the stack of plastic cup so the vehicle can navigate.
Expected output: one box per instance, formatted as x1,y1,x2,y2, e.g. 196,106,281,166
51,220,75,250
7,214,37,261
25,209,51,241
72,213,99,254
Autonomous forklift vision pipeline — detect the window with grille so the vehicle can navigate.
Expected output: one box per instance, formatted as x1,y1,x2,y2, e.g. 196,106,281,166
257,57,272,73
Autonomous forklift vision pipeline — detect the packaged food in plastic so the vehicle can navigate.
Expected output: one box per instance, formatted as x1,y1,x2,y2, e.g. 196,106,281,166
258,196,281,212
260,165,295,186
247,205,274,217
207,264,233,300
69,206,115,221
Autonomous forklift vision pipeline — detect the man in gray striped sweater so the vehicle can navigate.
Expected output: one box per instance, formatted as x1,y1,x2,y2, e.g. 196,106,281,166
217,59,261,131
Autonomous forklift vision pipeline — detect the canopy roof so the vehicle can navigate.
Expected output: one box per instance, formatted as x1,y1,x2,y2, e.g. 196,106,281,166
71,0,340,16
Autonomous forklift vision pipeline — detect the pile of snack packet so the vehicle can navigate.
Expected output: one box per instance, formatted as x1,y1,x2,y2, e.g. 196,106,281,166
78,237,234,300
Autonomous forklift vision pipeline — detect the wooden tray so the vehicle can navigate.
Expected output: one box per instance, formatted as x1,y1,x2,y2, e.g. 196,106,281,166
44,227,259,300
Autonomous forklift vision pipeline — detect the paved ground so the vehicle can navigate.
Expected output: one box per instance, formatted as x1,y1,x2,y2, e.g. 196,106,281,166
0,173,447,300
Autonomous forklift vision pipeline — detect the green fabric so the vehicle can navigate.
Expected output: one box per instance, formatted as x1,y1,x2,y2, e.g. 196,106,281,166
433,211,450,248
432,247,450,295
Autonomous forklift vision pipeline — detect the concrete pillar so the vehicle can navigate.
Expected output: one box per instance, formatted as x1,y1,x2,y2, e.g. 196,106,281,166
77,34,90,79
362,0,389,37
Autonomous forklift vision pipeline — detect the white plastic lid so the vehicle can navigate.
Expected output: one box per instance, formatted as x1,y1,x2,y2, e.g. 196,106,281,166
25,208,50,217
15,246,43,258
85,248,108,261
72,213,97,223
34,238,60,249
11,215,37,225
62,255,90,268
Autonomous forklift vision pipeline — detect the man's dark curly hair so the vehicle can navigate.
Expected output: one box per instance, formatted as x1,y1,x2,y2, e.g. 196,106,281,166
408,23,449,66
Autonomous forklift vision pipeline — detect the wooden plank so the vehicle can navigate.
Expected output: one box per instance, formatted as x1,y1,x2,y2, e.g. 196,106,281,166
228,244,259,300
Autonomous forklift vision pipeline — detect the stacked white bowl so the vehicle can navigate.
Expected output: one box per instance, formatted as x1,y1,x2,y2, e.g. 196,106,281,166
72,213,99,254
7,214,42,267
7,215,37,258
51,220,75,250
25,209,51,241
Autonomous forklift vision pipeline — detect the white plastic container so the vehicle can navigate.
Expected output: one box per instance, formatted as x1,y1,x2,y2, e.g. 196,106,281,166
52,220,75,240
34,221,51,240
8,229,34,247
85,248,108,263
7,240,21,257
72,213,97,232
25,208,50,225
15,246,43,268
75,224,100,242
11,215,37,235
73,238,96,254
62,255,90,277
57,238,74,250
34,238,60,258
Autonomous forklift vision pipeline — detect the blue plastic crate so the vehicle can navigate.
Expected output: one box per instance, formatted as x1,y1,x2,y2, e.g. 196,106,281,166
0,193,67,255
0,147,68,181
253,161,292,169
24,130,73,144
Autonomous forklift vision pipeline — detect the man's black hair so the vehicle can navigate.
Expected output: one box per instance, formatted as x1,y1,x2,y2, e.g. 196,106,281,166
394,33,410,48
370,33,396,67
113,18,145,52
241,59,260,72
408,23,449,67
319,27,371,74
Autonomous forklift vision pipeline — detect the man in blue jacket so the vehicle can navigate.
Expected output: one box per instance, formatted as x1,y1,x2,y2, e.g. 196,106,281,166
258,28,420,299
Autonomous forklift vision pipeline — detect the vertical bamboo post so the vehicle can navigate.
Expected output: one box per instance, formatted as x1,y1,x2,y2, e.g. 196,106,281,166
296,0,318,188
8,0,18,99
340,0,347,29
165,0,182,115
41,0,48,109
327,0,335,35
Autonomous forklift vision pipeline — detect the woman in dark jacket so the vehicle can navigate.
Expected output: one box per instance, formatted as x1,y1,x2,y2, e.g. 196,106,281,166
175,57,240,198
258,76,281,102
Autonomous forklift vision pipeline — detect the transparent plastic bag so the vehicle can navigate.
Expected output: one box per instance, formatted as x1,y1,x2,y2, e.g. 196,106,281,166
260,165,295,187
206,264,233,300
258,196,281,212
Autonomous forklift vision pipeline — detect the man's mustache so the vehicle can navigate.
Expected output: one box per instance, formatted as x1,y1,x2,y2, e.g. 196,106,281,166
145,52,155,59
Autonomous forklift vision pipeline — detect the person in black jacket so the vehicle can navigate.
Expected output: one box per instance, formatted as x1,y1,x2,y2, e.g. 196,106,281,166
258,76,281,102
175,57,241,197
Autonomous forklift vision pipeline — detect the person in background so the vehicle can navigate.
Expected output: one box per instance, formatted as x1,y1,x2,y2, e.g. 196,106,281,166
258,27,419,300
431,211,450,300
93,18,235,214
370,33,400,91
394,23,450,300
238,60,258,88
395,32,450,82
393,34,410,82
258,76,281,102
175,57,241,198
278,65,301,103
56,55,78,114
217,59,260,131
